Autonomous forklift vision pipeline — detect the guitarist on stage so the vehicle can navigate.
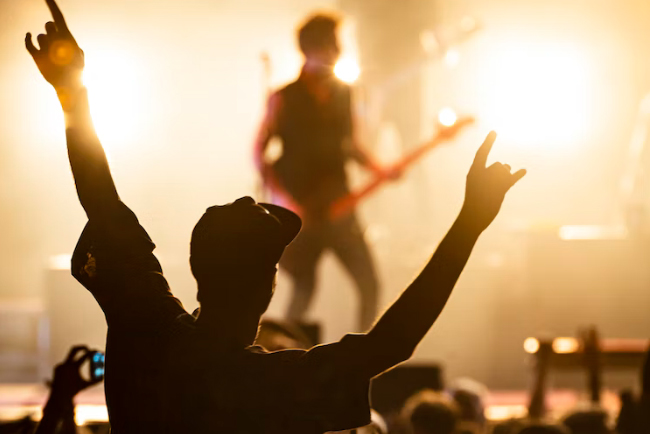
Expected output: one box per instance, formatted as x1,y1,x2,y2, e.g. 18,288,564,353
254,13,395,331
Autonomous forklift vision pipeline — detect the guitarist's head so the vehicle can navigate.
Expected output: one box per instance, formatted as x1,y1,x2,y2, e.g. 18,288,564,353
298,13,341,75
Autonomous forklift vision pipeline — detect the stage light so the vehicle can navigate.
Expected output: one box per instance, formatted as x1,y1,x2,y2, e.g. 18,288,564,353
477,41,593,151
49,254,72,271
444,49,461,68
334,58,360,84
82,49,146,151
523,337,540,354
552,337,579,354
420,30,439,55
485,405,528,421
558,225,628,241
75,405,109,425
460,16,478,33
438,107,458,127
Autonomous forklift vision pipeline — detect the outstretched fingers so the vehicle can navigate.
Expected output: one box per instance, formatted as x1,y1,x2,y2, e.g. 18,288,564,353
36,34,49,51
45,21,58,36
46,0,70,35
473,131,497,169
510,169,527,186
25,33,39,57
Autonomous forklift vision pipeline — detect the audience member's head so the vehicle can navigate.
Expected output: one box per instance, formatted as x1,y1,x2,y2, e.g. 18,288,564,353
298,13,341,67
401,390,459,434
492,419,525,434
190,197,301,324
516,424,569,434
449,377,487,428
562,409,610,434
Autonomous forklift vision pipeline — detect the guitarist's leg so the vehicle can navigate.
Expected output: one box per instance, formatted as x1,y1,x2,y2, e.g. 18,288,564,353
280,223,325,324
329,214,379,332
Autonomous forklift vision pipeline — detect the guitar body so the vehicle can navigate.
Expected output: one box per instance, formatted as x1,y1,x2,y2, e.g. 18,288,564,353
270,77,354,222
272,158,350,222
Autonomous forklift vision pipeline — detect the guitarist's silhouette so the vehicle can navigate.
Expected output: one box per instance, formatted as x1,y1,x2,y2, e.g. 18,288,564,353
254,13,470,331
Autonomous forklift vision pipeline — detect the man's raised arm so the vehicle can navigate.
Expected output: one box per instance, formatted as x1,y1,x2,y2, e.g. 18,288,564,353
26,0,119,219
364,132,526,373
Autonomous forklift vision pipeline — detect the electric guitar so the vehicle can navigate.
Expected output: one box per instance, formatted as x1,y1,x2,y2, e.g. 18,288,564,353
328,116,475,220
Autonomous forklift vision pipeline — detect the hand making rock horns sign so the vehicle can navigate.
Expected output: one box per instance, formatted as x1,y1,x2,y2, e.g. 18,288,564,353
461,131,527,232
25,0,84,96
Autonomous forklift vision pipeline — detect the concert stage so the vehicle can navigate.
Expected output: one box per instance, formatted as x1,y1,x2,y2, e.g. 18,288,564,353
0,383,624,425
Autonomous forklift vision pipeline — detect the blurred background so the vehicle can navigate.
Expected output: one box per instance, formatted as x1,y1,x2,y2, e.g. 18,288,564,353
1,0,650,423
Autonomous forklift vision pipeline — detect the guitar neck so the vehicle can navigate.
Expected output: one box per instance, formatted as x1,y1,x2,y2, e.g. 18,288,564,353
329,117,474,220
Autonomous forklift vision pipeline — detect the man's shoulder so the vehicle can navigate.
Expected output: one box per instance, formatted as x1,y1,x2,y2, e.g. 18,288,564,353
247,346,306,360
167,311,197,338
71,201,159,282
273,78,307,102
277,78,301,94
246,334,368,370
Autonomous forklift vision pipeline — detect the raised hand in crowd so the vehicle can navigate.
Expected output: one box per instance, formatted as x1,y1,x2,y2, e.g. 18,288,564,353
366,131,525,368
26,0,118,220
35,346,103,434
460,131,526,232
26,0,84,100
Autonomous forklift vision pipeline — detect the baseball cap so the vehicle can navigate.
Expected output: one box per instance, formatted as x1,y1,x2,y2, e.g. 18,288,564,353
190,196,302,275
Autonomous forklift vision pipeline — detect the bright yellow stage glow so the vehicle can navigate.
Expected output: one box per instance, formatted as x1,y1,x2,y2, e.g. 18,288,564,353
485,405,528,421
444,49,461,68
552,337,579,354
438,107,458,127
83,49,145,151
49,254,72,271
334,58,360,84
478,41,593,151
558,225,628,241
523,337,540,354
420,30,439,55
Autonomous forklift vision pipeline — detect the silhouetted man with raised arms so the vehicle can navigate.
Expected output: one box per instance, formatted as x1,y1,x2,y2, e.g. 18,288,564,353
27,1,525,433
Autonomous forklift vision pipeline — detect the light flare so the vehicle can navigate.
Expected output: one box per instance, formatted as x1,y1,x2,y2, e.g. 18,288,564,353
438,107,458,127
82,49,146,151
444,48,461,68
523,337,540,354
552,337,580,354
334,58,360,84
477,41,593,152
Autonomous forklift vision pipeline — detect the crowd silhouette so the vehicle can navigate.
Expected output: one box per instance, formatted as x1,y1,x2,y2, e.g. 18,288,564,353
0,0,645,433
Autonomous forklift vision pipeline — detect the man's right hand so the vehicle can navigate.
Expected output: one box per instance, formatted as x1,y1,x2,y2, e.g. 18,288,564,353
459,131,526,233
25,0,84,92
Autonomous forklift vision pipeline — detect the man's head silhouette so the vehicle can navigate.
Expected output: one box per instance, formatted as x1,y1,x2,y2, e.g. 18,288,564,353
298,13,341,72
189,197,301,342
